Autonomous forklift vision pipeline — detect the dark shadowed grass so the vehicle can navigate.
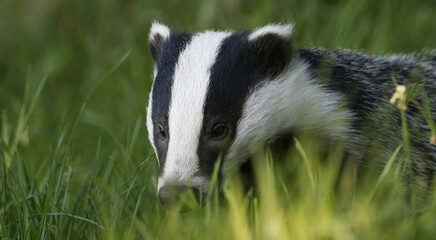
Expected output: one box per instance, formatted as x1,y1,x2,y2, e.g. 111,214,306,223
1,0,436,239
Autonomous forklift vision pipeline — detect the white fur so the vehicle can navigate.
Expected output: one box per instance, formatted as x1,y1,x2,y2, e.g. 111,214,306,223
158,31,231,192
149,22,170,42
146,89,156,161
224,58,350,173
248,23,294,41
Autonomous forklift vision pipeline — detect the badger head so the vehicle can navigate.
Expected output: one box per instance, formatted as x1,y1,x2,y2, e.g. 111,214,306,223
146,23,347,207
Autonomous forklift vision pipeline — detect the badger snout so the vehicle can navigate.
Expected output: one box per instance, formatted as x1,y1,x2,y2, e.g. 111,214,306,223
158,185,202,210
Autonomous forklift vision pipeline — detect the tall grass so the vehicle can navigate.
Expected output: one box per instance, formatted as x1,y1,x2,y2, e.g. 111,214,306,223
1,0,436,239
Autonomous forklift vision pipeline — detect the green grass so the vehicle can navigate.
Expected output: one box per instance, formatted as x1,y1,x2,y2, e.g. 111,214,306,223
1,0,436,239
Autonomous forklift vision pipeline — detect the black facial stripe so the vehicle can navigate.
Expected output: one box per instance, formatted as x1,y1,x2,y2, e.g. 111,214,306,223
151,31,192,174
198,33,252,176
198,32,289,176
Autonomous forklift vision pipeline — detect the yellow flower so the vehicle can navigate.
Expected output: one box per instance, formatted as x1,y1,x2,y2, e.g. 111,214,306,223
390,85,407,110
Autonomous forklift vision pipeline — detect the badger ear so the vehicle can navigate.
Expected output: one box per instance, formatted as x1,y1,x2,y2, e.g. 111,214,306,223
148,22,171,61
248,24,294,77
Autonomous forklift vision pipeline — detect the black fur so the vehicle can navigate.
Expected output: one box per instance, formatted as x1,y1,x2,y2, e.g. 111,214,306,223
250,33,293,78
150,32,192,174
198,32,292,176
148,33,165,61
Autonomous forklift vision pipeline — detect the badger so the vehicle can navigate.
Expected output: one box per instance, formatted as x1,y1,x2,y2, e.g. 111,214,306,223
146,22,436,207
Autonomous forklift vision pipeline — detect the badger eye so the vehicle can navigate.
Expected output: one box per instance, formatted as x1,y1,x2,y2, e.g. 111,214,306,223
158,125,167,139
211,124,228,140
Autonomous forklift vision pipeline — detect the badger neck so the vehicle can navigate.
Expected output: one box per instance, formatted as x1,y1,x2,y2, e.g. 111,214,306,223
296,48,431,135
223,56,351,173
295,47,424,114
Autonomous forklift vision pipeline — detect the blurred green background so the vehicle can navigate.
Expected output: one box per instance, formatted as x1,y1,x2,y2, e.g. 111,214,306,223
1,0,436,239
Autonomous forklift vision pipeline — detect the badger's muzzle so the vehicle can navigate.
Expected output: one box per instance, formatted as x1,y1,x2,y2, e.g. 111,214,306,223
158,185,202,211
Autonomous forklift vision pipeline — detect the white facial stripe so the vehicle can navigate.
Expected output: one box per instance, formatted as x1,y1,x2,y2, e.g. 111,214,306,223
248,24,294,41
147,63,159,159
159,31,231,190
147,64,159,146
146,88,156,158
224,59,350,173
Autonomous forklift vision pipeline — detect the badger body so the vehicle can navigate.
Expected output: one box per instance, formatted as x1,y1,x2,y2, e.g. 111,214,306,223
146,23,436,205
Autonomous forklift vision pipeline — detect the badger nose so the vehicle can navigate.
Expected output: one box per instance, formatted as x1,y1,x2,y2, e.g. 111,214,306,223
158,185,200,210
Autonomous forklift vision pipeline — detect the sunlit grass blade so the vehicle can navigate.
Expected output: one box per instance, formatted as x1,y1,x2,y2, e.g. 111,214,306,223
399,109,411,181
206,153,222,218
294,137,315,191
370,144,403,200
224,174,252,240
